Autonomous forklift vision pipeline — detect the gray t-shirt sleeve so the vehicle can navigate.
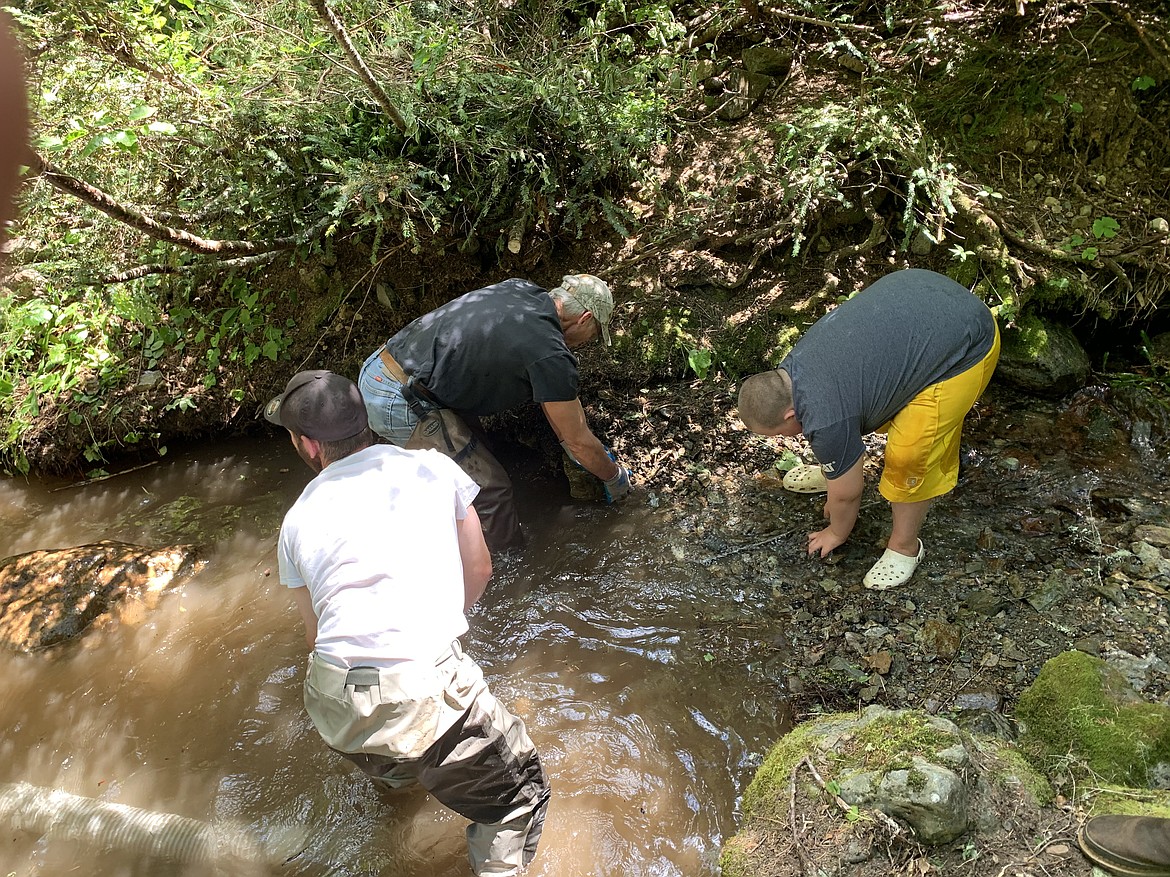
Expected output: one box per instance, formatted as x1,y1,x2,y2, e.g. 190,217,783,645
806,417,865,479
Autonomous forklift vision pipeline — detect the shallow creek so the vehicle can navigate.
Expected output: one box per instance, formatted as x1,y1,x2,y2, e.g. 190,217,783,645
0,437,790,877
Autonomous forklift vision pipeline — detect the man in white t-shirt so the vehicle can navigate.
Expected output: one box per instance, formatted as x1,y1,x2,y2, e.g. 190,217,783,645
264,369,550,876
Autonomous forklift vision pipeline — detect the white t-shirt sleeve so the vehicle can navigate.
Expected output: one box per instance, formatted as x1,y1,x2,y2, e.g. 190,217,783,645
276,523,307,589
426,451,480,518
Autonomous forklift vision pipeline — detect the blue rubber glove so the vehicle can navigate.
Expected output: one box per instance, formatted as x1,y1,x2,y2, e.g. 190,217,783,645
603,465,632,503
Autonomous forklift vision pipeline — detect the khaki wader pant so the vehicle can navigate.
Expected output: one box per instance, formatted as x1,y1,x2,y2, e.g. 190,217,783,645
305,644,549,876
405,408,523,553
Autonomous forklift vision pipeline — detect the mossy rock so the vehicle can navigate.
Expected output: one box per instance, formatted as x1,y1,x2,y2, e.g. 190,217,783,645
741,708,961,821
945,257,981,290
996,312,1090,396
725,706,1060,874
716,320,800,377
1016,650,1170,788
977,738,1054,807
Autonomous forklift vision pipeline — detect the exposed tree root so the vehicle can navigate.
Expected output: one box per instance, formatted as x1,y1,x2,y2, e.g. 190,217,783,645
814,203,888,301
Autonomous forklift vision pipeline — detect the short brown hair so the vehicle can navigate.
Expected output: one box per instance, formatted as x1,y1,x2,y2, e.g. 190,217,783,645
316,427,376,466
737,371,792,434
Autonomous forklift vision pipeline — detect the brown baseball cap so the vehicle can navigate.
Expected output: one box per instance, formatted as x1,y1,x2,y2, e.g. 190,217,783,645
263,370,367,441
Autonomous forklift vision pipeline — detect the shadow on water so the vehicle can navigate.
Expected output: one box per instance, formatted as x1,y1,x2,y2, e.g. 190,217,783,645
0,438,791,876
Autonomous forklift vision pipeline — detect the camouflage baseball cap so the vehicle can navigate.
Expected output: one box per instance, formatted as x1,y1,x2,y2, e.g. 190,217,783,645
557,273,613,346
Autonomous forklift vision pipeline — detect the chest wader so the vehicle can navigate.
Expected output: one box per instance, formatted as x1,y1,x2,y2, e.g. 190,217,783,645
400,378,522,553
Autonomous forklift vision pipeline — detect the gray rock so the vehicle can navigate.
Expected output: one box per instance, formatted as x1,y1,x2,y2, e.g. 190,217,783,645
135,370,162,390
709,69,774,121
1104,648,1170,692
962,589,1006,616
1026,568,1073,611
741,45,792,79
1131,541,1170,578
996,314,1091,396
952,691,1002,712
910,230,934,255
880,759,970,843
1134,525,1170,547
839,757,970,844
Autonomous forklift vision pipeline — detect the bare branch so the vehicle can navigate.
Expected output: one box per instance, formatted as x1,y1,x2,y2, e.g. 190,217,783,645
28,151,331,256
96,250,285,286
306,0,409,135
763,6,875,32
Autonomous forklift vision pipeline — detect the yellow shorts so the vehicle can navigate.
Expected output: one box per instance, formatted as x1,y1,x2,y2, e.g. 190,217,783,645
878,323,1000,504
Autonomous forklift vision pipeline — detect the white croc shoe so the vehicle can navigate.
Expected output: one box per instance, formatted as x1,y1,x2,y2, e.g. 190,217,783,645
782,464,828,494
863,539,926,590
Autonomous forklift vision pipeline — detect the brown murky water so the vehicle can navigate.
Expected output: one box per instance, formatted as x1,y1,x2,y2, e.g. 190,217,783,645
0,438,790,876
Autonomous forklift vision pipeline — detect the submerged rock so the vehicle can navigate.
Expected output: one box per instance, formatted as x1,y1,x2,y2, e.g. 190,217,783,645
0,541,204,652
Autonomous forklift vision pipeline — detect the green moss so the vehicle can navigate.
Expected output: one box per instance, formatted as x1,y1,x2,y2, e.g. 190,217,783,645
742,710,958,820
742,715,845,819
1089,787,1170,818
1016,651,1170,786
1000,312,1050,360
1030,271,1092,309
972,270,1014,310
906,767,929,792
836,711,957,774
717,321,800,376
945,258,980,290
982,740,1054,806
718,829,759,877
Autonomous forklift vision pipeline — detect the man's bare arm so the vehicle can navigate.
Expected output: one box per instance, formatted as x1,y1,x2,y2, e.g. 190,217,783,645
542,399,620,481
807,457,864,557
290,586,318,650
458,506,492,609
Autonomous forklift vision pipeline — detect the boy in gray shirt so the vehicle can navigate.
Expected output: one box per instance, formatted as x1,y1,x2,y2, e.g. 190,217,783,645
738,269,1000,589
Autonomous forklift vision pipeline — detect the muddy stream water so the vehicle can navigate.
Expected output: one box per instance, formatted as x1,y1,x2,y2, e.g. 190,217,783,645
0,437,792,877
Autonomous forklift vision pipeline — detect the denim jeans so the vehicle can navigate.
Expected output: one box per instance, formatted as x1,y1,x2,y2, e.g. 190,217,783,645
356,347,523,552
358,348,418,446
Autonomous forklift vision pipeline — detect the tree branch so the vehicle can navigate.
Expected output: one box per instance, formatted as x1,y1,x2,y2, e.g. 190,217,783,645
306,0,410,135
28,151,329,256
1119,9,1170,76
96,250,285,286
764,6,874,32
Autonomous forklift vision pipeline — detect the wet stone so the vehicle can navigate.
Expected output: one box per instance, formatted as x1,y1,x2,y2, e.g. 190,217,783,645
1089,578,1127,606
1072,636,1103,655
0,541,204,652
1026,568,1073,611
962,590,1005,616
952,691,1002,712
919,619,962,659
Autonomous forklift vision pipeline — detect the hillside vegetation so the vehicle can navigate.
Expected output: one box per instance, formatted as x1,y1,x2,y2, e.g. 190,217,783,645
2,0,1167,474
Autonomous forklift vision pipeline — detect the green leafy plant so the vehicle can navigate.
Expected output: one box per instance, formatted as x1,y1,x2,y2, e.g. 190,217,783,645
1058,217,1119,263
769,97,959,254
1132,76,1157,92
687,347,713,380
1049,93,1083,113
1091,217,1120,240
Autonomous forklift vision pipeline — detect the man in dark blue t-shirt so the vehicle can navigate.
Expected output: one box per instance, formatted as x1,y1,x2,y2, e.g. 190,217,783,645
358,275,632,552
738,269,1000,589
